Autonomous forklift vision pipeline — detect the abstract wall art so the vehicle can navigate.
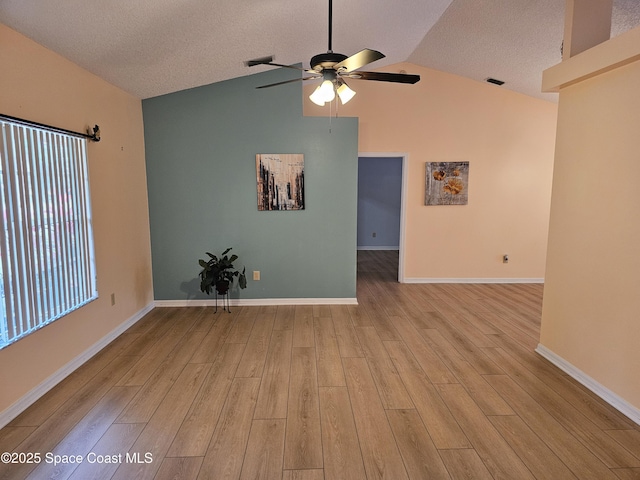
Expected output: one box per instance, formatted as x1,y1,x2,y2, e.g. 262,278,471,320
256,154,305,211
425,161,469,206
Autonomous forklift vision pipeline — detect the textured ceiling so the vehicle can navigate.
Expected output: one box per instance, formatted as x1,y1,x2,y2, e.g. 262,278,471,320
410,0,640,102
1,0,639,101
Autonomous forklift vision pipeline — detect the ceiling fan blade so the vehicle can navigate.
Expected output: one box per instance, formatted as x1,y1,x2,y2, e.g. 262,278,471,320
334,49,385,73
256,76,319,89
245,56,314,73
345,71,421,84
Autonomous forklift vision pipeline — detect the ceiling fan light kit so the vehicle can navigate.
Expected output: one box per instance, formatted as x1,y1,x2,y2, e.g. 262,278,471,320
246,0,420,108
309,70,356,106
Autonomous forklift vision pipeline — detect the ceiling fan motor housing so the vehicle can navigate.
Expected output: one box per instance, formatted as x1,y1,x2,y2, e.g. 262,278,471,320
310,52,348,71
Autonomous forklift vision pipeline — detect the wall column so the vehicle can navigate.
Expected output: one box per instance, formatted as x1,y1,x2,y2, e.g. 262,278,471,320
562,0,613,58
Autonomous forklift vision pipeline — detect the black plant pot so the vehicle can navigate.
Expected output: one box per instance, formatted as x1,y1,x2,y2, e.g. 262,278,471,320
215,280,230,295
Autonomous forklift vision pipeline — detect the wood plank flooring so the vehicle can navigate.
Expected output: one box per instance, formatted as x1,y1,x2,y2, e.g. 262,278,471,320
1,249,639,479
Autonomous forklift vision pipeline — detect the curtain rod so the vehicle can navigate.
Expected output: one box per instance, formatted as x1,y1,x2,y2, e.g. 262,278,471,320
0,113,101,142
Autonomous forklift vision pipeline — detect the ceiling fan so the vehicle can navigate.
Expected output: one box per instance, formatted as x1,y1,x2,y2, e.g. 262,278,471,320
245,0,420,106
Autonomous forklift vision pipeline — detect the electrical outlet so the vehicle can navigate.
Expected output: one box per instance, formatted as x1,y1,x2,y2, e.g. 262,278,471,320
372,232,377,238
253,271,260,281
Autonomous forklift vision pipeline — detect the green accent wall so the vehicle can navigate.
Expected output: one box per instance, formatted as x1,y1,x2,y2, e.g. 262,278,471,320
143,68,358,300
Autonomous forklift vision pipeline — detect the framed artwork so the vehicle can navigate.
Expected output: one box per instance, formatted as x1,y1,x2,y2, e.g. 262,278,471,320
256,154,305,211
425,161,469,205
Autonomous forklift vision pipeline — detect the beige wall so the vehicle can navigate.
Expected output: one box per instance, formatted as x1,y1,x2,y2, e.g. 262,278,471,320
0,24,153,417
305,64,558,280
540,28,640,411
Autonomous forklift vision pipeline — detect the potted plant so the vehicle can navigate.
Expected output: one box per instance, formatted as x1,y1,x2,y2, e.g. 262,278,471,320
198,248,247,296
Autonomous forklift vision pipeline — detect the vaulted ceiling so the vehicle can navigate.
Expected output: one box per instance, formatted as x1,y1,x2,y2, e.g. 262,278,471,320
1,0,639,101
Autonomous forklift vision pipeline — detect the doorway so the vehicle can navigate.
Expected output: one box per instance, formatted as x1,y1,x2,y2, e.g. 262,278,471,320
356,154,407,283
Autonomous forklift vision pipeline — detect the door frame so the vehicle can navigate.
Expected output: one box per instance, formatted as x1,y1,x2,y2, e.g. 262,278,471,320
357,152,408,283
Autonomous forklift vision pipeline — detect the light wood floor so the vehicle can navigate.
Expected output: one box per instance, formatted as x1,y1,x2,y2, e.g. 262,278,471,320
1,250,639,479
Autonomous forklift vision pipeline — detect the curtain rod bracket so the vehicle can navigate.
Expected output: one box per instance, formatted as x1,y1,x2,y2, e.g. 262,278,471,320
88,125,101,142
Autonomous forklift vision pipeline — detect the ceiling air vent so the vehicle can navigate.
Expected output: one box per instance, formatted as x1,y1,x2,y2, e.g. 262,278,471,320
486,77,505,86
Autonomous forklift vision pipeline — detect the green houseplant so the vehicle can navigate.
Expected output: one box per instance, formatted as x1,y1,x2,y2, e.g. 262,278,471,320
198,248,247,296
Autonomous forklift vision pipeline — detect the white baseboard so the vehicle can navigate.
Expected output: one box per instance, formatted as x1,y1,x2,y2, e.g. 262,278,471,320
357,246,399,251
536,344,640,426
154,297,358,307
0,303,154,429
403,277,544,284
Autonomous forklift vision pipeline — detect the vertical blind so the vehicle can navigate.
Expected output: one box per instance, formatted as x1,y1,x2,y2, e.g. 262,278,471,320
0,119,97,348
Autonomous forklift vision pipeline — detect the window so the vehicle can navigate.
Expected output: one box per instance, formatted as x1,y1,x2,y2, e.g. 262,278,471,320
0,119,97,349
